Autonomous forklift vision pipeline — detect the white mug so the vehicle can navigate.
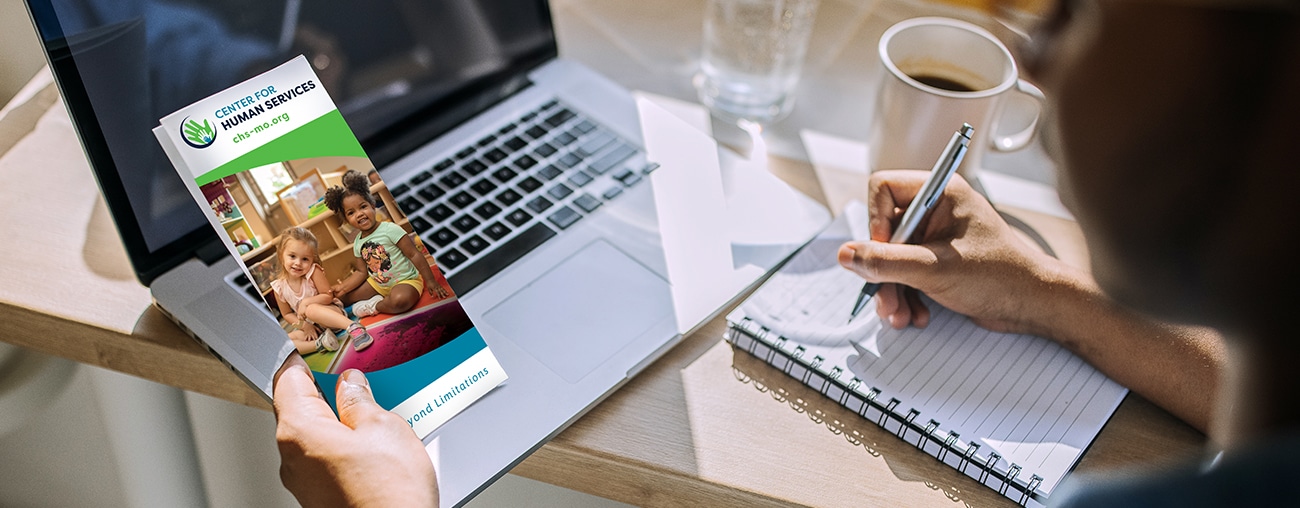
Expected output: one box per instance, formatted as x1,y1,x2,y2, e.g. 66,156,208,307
869,17,1043,181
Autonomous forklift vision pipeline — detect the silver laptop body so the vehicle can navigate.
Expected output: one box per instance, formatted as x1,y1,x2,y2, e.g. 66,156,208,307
28,1,828,505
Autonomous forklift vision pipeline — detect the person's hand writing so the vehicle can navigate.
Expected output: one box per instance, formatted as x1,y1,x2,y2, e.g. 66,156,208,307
838,170,1074,336
273,356,437,508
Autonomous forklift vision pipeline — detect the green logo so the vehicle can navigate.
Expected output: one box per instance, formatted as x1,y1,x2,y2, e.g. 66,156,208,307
181,116,217,149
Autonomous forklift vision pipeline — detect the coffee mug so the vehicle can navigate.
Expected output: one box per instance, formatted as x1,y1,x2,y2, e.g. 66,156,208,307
869,17,1043,181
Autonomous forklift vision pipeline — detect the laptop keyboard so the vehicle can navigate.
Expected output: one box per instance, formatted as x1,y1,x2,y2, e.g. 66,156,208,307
229,99,653,301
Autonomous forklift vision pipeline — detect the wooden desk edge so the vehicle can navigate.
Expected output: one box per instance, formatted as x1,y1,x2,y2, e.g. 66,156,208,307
0,186,1200,507
2,302,271,409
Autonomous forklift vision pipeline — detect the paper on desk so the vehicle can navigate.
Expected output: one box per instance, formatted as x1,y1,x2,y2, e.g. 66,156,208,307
800,129,1074,220
731,209,1126,497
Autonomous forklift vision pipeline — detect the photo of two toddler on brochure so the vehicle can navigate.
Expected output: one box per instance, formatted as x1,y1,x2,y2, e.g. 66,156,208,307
202,155,470,376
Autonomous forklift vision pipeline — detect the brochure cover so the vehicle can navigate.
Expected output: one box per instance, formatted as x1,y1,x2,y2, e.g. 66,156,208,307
153,56,506,437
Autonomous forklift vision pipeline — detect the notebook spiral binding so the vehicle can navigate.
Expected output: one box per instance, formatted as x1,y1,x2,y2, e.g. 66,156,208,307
726,317,1046,507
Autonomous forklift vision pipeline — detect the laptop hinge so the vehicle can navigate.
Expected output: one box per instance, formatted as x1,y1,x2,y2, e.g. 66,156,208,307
195,239,228,266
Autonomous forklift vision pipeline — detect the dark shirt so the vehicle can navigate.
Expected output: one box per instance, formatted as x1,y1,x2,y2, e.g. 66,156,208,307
1052,433,1300,507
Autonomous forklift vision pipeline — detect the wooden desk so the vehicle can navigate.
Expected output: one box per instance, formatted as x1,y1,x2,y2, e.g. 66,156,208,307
0,1,1205,505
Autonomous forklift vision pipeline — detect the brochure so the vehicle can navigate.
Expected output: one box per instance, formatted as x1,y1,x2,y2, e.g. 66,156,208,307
153,56,506,437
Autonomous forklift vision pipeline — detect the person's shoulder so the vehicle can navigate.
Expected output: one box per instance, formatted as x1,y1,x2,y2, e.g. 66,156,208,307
1052,433,1300,508
376,221,405,238
270,277,287,296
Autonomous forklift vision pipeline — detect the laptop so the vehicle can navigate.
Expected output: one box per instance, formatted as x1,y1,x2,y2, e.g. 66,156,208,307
24,0,830,505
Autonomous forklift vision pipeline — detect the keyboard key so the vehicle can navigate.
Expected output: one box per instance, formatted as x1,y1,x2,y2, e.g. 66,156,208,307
447,223,557,294
484,148,507,163
544,108,575,127
462,160,488,175
576,132,615,157
567,170,593,188
430,227,459,247
535,143,558,157
547,183,574,200
455,146,475,159
438,248,469,270
450,191,476,209
505,208,532,226
491,167,518,183
470,179,498,196
427,204,455,222
390,182,411,197
476,134,497,147
452,214,481,233
589,144,636,175
513,155,538,170
541,100,558,110
496,188,523,206
435,159,455,172
641,162,661,174
497,122,516,135
539,165,564,181
621,173,643,187
440,171,468,189
417,184,445,202
601,186,624,200
566,125,585,140
524,125,548,139
484,221,511,240
557,153,582,168
410,215,436,235
574,194,602,213
517,176,543,193
504,137,528,151
547,205,582,230
398,196,424,214
526,196,553,213
521,111,538,122
554,132,578,146
474,202,503,219
411,171,434,184
575,120,596,134
460,235,490,255
613,169,635,182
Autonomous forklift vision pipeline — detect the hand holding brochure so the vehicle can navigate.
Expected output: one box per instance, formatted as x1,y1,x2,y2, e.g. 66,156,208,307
153,56,506,437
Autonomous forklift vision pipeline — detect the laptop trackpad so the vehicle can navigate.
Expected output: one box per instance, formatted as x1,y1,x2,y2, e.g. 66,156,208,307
485,240,674,383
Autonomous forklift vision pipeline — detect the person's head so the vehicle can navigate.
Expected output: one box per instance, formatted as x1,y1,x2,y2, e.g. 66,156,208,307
325,170,379,233
1020,0,1300,339
367,168,381,185
277,227,320,280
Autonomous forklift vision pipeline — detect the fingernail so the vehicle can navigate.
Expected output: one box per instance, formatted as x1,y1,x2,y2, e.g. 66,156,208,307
838,245,856,268
342,369,369,388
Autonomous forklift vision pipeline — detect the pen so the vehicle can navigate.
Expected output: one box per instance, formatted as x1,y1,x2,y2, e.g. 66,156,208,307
848,123,973,323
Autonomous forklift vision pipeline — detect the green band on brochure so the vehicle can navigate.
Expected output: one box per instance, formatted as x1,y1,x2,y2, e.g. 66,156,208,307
195,110,366,185
314,327,489,410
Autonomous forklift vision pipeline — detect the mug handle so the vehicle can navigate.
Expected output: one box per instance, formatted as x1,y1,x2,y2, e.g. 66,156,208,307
990,79,1045,152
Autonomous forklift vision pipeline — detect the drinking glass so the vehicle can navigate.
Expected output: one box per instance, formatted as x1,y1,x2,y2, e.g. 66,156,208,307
694,0,819,124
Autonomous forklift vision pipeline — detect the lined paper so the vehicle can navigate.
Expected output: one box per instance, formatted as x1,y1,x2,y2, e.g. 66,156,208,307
732,209,1126,496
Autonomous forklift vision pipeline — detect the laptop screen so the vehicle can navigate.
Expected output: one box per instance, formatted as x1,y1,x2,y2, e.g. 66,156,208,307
25,0,555,283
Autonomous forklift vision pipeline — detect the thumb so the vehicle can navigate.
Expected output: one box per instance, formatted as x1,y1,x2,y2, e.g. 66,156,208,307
837,241,938,287
334,369,392,430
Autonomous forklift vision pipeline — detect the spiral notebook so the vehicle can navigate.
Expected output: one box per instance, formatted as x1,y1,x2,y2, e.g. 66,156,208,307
724,203,1127,507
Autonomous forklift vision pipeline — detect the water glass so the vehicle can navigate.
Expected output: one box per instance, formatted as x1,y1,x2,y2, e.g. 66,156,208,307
695,0,819,124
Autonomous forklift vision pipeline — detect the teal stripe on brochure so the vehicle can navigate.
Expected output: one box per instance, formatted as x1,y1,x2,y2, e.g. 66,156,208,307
314,327,488,410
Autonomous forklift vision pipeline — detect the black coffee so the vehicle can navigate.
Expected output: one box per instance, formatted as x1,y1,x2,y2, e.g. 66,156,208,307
909,73,978,92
